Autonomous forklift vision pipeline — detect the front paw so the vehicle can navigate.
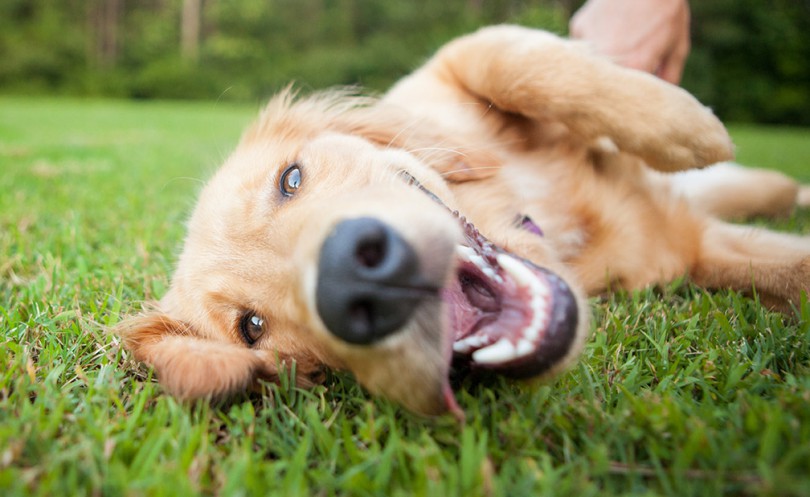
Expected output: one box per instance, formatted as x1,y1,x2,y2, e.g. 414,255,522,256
644,85,735,172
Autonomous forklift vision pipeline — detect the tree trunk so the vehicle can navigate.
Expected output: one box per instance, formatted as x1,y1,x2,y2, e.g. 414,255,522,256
91,0,121,68
181,0,201,62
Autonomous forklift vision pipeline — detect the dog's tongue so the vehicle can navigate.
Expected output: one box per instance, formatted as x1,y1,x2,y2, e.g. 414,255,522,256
442,381,465,421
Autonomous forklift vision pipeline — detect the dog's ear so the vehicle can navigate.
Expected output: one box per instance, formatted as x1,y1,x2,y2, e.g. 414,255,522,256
419,148,502,183
336,104,503,182
117,311,270,399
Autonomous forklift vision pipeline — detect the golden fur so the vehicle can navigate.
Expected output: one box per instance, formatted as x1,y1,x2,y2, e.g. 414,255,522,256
118,26,810,415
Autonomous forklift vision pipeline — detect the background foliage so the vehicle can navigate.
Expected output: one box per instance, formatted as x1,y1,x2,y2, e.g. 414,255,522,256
1,0,809,124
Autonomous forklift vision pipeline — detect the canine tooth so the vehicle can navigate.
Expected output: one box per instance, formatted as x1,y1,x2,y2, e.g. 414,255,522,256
516,339,535,356
497,254,553,302
472,338,518,364
497,254,535,288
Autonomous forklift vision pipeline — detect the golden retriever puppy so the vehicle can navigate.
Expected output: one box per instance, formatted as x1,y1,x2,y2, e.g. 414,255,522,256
118,26,810,416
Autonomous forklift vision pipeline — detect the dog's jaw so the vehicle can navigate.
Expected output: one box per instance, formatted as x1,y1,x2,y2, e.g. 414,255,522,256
441,215,586,382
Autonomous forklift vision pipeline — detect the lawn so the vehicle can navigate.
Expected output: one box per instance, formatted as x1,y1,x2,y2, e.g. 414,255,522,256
1,96,809,497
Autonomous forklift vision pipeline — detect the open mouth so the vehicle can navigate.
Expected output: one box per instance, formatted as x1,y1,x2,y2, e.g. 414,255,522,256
442,216,580,379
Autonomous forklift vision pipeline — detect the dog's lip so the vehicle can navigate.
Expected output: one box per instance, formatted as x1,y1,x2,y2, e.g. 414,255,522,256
440,217,579,379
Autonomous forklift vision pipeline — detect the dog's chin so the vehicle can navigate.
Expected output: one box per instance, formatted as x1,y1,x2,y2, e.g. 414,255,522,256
441,217,582,381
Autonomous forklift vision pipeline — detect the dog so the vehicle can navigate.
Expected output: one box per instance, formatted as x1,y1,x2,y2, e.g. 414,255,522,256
117,25,810,417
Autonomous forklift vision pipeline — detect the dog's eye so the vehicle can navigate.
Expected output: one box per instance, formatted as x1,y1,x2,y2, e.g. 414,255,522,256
239,312,266,345
280,164,302,196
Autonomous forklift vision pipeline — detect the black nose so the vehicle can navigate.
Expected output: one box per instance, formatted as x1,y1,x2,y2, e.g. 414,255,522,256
316,217,433,345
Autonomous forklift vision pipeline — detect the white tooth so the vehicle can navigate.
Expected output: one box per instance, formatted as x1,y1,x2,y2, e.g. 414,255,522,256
523,322,540,341
497,253,553,295
457,246,503,284
496,253,535,288
482,267,503,283
453,335,487,353
532,297,544,313
472,338,518,364
453,341,472,353
456,245,476,261
516,339,535,356
524,297,549,341
470,255,487,269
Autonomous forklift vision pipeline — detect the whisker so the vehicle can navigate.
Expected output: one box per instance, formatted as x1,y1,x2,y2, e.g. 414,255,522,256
407,147,469,157
439,166,503,178
383,114,428,151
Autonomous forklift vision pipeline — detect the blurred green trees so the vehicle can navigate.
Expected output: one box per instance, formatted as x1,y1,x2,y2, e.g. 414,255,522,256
0,0,808,125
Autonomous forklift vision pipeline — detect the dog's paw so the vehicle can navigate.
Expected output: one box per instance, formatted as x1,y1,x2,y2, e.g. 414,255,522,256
586,70,735,173
640,85,735,172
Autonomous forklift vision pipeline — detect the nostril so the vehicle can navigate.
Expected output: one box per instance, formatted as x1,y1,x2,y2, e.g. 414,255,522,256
348,300,374,337
355,237,386,268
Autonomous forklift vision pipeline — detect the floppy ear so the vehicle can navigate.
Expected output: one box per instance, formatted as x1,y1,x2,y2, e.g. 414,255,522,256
117,311,272,400
420,148,502,183
336,103,503,182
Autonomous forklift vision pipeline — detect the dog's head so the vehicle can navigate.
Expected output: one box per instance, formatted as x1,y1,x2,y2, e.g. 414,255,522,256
118,91,588,416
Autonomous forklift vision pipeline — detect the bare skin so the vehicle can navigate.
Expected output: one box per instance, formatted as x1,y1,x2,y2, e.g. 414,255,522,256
570,0,691,84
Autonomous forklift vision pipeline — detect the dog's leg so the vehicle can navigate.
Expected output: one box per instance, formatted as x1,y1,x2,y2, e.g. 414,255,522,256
399,25,733,173
670,162,802,219
692,220,810,312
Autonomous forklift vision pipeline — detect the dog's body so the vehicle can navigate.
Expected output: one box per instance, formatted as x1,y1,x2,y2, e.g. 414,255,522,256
119,26,810,416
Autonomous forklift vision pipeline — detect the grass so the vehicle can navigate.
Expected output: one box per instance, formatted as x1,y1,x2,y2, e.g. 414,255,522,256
1,95,809,496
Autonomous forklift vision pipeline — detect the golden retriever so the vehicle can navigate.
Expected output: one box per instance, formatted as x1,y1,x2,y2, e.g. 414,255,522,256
118,26,810,416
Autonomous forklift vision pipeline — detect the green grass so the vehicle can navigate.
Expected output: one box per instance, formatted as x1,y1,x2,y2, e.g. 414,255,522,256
1,96,809,497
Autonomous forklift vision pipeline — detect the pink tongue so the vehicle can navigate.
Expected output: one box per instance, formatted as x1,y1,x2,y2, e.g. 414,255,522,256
443,382,465,421
441,282,491,342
